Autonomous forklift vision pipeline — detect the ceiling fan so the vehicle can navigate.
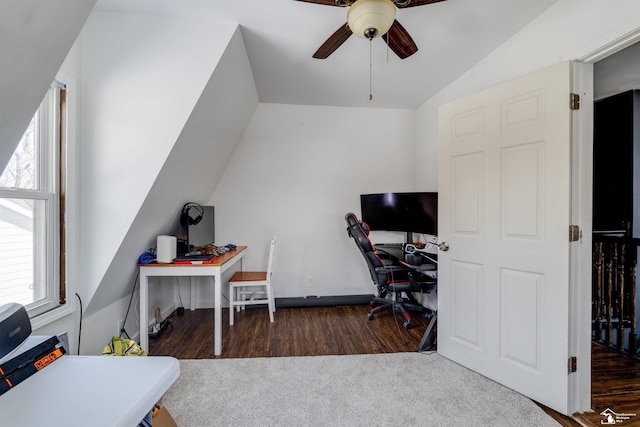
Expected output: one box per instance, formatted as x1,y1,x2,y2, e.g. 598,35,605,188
295,0,447,59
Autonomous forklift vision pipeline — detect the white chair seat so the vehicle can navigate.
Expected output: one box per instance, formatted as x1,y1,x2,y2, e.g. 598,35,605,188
229,237,276,325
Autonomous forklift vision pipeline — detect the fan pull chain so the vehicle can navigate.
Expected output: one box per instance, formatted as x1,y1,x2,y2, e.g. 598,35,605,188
386,33,390,63
369,39,373,101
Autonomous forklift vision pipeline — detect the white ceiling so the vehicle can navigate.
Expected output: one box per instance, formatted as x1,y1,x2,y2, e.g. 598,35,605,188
94,0,558,109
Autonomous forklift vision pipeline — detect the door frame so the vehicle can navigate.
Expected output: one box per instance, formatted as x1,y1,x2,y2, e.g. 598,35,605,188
569,27,640,414
569,61,593,414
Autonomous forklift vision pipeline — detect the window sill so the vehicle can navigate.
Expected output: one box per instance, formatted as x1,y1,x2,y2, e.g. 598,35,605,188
30,302,74,331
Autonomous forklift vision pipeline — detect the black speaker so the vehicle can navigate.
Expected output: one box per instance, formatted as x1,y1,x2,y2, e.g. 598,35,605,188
0,303,31,360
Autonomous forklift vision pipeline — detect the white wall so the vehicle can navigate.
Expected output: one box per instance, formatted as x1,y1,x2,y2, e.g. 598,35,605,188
594,41,640,100
85,24,259,339
211,103,419,299
416,0,640,186
77,11,239,316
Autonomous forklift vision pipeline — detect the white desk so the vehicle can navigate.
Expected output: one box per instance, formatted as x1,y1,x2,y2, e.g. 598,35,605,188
139,246,247,356
0,355,179,427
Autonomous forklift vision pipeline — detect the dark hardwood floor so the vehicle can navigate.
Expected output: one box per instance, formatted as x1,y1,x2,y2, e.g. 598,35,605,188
147,305,640,427
148,305,432,359
572,343,640,426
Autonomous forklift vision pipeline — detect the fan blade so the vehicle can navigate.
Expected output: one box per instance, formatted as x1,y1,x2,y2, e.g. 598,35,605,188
398,0,447,8
294,0,342,6
313,24,353,59
382,20,418,59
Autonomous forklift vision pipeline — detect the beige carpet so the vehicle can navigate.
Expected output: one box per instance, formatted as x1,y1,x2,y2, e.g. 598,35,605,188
163,352,560,426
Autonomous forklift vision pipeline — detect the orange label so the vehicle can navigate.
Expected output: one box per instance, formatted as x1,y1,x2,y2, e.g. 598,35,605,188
34,348,63,371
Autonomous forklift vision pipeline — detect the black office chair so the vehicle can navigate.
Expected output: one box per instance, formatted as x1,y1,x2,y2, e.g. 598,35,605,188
345,212,436,329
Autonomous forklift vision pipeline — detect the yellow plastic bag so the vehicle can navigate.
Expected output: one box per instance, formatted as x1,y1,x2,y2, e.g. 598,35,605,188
102,336,147,356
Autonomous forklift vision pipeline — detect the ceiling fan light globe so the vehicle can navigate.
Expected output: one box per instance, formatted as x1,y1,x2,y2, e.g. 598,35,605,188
347,0,396,39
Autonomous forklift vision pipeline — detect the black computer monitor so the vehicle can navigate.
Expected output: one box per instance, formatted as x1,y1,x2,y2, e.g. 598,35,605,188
360,192,437,238
181,204,215,250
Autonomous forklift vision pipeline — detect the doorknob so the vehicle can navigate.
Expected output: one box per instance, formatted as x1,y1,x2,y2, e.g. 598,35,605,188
438,241,450,252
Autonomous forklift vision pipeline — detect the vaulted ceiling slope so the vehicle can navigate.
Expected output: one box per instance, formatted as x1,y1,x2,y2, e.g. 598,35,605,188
95,0,559,109
0,0,97,171
76,12,258,317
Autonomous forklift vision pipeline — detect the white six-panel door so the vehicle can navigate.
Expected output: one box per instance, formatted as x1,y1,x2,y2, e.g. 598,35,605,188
438,61,573,415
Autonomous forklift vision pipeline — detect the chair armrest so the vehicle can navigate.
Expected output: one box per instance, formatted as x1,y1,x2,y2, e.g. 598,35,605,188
374,265,408,274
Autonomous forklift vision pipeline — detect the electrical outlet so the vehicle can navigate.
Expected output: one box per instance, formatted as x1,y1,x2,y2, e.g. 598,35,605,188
116,319,124,336
307,276,314,287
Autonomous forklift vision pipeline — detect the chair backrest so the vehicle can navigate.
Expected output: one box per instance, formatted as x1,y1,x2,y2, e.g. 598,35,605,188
266,237,276,283
345,213,388,287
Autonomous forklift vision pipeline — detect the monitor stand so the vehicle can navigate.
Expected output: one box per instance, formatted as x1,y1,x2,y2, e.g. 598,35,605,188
405,231,414,244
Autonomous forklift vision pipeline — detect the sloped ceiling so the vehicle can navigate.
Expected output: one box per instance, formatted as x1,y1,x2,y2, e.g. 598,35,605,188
0,0,97,171
76,12,258,316
95,0,558,109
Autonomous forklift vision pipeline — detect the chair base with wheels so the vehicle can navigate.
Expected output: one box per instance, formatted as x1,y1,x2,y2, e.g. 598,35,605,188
228,237,276,326
367,274,436,329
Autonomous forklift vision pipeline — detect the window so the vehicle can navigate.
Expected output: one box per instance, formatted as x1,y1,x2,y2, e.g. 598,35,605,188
0,81,67,317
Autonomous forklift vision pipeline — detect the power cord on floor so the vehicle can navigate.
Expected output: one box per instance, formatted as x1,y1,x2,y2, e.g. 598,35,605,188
149,317,173,339
176,277,185,316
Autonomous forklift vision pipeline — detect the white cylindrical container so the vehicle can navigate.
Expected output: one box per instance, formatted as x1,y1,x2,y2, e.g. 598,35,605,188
157,235,177,263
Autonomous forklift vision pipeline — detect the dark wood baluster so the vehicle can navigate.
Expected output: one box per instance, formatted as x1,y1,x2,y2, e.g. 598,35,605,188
611,242,616,346
612,243,619,347
630,260,637,356
592,238,639,356
592,242,596,334
606,252,613,346
617,244,625,351
594,241,603,340
600,242,605,339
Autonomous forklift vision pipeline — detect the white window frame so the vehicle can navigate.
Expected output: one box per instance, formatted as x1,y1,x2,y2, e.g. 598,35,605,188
0,81,65,318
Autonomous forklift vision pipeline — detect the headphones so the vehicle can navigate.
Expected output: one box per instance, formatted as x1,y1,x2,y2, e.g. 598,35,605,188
181,202,204,227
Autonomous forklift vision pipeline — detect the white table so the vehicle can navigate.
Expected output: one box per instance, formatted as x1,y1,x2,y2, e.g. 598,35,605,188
0,355,179,427
138,246,247,356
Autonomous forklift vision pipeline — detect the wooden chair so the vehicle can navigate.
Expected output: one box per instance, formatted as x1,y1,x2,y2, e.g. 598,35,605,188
228,237,276,325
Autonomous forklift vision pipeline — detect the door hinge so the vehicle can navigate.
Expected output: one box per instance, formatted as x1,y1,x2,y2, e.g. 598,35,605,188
570,93,580,110
569,225,581,242
568,356,577,373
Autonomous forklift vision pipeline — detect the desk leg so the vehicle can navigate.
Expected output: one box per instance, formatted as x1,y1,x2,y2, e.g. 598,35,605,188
214,270,222,356
140,271,149,353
